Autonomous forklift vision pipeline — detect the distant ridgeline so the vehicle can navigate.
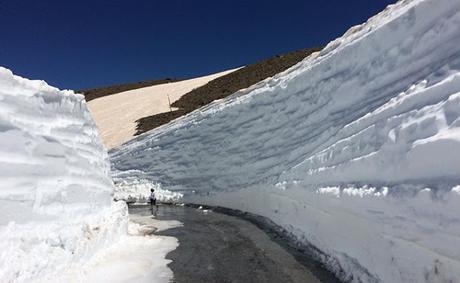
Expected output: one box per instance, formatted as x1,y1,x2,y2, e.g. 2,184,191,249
79,78,181,102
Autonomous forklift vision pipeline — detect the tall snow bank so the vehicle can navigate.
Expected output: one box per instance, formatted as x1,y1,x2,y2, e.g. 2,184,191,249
111,0,460,282
0,67,127,281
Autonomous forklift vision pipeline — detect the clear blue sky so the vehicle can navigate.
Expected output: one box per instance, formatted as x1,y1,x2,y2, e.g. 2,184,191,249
0,0,396,90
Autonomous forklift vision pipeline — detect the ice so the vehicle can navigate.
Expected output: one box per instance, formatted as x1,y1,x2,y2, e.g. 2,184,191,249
111,0,460,281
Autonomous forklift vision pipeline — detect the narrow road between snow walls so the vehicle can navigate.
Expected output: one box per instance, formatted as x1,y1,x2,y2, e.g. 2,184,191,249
110,0,460,281
129,204,341,283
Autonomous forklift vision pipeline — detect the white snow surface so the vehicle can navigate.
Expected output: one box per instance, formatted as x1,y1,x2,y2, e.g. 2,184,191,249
0,68,176,282
0,67,113,223
87,68,239,149
112,170,183,203
53,218,179,283
111,0,460,282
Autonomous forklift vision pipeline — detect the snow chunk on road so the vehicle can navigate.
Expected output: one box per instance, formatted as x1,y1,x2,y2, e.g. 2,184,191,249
54,218,179,283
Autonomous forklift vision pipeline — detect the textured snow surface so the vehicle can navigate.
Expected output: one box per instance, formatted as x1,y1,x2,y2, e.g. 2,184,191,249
53,218,179,283
0,67,114,222
0,68,176,282
111,0,460,281
88,68,239,149
0,67,127,281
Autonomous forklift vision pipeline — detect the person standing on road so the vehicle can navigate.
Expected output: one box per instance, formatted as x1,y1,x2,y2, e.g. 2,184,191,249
149,189,157,207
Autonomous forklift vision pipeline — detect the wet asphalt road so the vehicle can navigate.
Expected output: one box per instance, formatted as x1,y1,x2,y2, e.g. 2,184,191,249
129,205,340,283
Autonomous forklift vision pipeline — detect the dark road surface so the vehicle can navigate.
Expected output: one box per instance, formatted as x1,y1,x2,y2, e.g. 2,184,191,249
129,205,340,283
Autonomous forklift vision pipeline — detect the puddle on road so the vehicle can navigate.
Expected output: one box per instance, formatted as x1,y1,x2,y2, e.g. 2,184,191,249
129,209,183,234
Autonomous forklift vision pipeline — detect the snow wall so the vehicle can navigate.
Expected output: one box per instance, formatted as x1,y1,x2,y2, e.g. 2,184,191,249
0,67,127,282
111,0,460,282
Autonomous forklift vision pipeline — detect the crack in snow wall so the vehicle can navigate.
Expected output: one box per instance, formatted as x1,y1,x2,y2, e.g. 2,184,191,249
111,0,460,282
0,67,128,282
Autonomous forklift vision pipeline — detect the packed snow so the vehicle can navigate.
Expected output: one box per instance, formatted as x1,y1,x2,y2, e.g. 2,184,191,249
87,68,239,149
0,67,177,282
111,0,460,282
53,218,179,283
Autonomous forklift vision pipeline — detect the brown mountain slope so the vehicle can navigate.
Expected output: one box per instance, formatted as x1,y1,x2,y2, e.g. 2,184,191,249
135,47,321,135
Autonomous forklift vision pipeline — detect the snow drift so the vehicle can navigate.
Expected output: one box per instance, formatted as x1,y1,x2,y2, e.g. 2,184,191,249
111,0,460,282
0,68,138,282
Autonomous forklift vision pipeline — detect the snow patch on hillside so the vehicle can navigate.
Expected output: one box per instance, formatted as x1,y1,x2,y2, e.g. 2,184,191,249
111,0,460,281
88,68,239,149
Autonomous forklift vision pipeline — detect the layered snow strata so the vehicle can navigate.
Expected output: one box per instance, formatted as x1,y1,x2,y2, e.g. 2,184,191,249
111,0,460,281
0,67,126,282
188,184,460,283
